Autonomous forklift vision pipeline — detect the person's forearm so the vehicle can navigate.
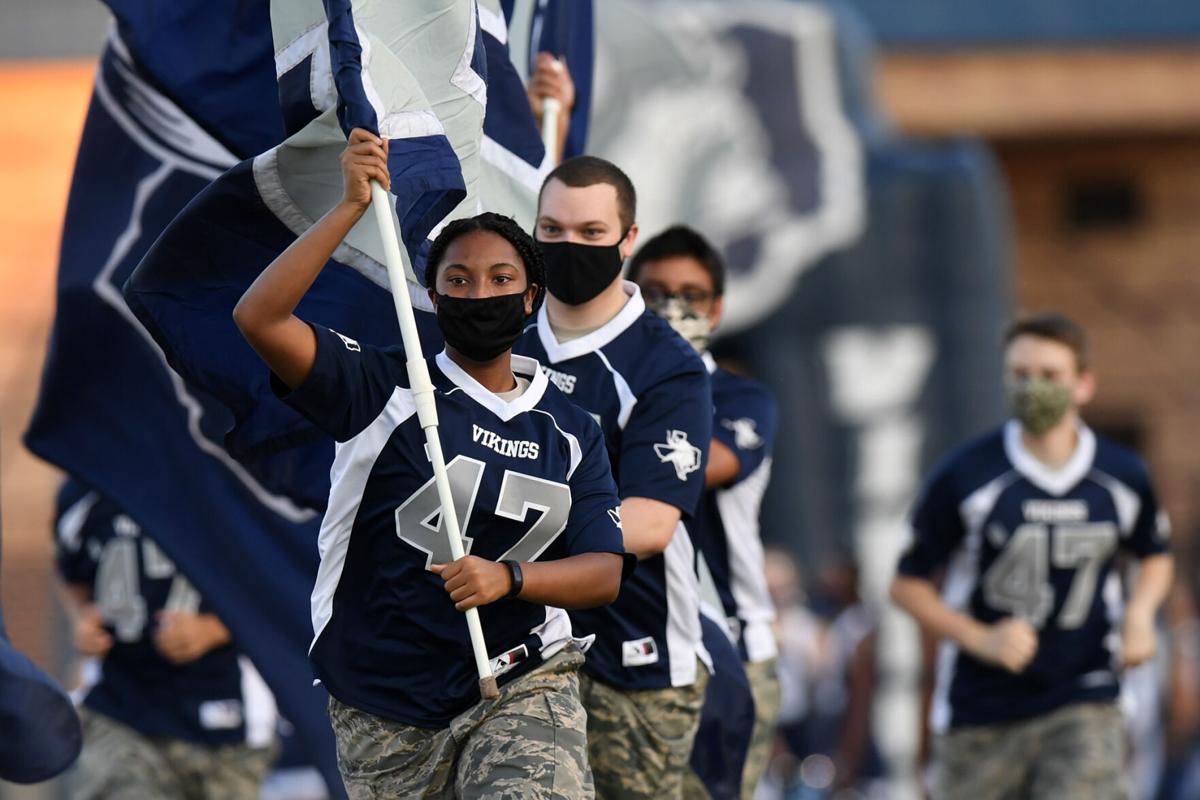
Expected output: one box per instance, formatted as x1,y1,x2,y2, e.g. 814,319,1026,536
890,575,985,651
517,552,622,609
619,497,682,559
198,613,233,649
704,439,739,488
234,201,364,333
1128,553,1174,619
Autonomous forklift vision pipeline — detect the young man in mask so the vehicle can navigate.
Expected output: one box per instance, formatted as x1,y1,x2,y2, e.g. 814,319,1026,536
516,159,714,799
890,312,1174,800
629,226,782,800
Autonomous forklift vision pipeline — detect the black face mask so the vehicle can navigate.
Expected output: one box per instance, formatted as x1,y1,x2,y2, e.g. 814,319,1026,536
539,240,625,306
435,292,531,363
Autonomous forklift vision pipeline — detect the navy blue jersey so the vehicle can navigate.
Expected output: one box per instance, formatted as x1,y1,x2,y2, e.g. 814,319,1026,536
898,422,1171,730
275,324,626,728
691,355,779,663
54,482,276,746
515,282,713,690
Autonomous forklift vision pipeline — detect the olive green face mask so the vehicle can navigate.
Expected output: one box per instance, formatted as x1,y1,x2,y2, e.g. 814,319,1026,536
1006,377,1074,435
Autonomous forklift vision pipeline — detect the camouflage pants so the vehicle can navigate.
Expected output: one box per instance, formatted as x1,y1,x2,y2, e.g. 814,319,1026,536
936,701,1126,800
71,707,275,800
741,658,781,800
328,647,592,799
580,661,710,800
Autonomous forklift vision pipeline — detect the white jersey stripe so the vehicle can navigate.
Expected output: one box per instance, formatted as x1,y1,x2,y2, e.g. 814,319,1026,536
310,387,418,651
715,458,778,662
238,656,278,748
664,522,708,685
930,525,982,733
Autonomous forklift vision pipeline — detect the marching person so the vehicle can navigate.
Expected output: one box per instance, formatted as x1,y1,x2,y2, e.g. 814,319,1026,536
515,159,714,799
891,312,1174,800
629,225,783,799
55,479,277,799
233,128,630,798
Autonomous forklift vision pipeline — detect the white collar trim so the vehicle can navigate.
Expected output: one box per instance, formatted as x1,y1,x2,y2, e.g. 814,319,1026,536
701,352,717,374
435,350,548,422
535,281,645,363
1003,419,1096,496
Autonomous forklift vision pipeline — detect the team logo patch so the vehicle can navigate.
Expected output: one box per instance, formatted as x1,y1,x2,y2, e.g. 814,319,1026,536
654,429,702,481
199,700,244,730
721,417,763,450
621,636,659,667
334,331,361,352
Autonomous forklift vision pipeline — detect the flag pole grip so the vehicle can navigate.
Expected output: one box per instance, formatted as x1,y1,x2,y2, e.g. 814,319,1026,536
369,180,499,700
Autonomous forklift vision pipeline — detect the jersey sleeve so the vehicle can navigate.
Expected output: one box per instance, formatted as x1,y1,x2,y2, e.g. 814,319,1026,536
53,486,104,586
713,383,778,485
896,463,965,579
563,420,635,577
270,323,403,442
618,366,713,518
1124,466,1171,558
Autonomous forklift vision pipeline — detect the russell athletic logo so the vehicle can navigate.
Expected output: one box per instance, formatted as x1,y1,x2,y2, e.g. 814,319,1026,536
654,430,702,481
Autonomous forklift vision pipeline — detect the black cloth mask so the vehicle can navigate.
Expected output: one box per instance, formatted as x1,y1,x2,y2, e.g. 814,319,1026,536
435,292,530,363
539,240,625,306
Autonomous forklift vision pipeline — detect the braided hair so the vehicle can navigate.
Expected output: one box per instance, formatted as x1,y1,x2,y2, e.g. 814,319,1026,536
424,212,546,312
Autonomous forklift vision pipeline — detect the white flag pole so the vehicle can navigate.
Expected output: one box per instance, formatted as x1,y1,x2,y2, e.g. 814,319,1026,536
368,180,499,700
541,96,562,164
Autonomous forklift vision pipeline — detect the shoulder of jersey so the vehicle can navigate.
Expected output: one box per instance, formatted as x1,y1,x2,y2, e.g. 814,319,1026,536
56,480,118,522
626,310,708,380
1089,432,1152,486
929,425,1010,492
714,367,776,410
537,378,605,436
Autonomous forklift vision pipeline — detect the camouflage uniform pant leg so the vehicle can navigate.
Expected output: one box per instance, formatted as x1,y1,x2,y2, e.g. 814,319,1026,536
328,646,591,800
160,736,278,800
71,708,183,800
681,767,710,799
936,719,1034,800
741,658,781,800
580,659,710,800
328,695,458,800
1027,702,1126,800
453,647,593,800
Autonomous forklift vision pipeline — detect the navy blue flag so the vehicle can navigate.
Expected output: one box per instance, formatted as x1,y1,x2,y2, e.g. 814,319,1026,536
126,0,556,506
0,512,82,784
0,626,82,783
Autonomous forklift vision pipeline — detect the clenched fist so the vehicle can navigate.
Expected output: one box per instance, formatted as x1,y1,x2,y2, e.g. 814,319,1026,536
153,611,232,665
967,617,1039,673
73,606,114,658
431,556,515,611
339,128,390,211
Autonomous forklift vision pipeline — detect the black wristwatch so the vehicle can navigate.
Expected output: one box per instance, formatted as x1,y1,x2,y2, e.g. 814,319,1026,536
501,560,524,599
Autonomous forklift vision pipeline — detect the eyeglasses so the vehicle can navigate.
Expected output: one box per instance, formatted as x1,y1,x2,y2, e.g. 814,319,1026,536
640,286,714,306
